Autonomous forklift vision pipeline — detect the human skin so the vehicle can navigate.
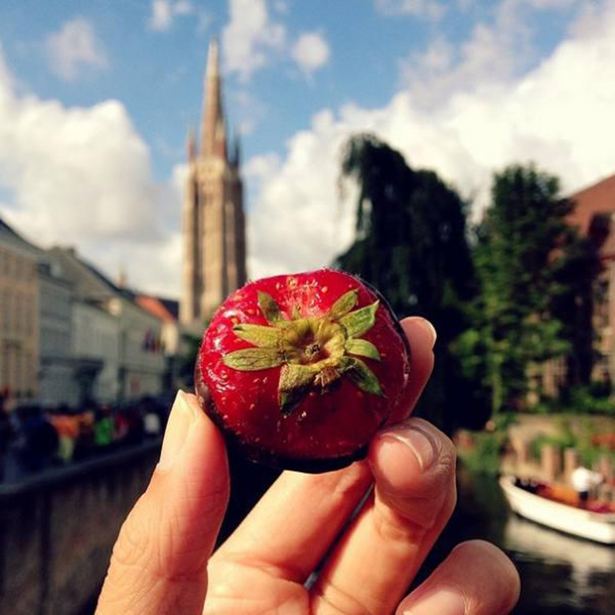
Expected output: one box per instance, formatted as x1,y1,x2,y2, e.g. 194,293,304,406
96,318,520,615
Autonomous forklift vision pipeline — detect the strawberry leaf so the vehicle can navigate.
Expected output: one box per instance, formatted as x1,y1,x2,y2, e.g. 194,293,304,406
345,338,381,361
340,301,379,338
339,356,383,396
327,289,358,320
278,364,316,416
258,292,283,324
223,348,284,371
233,324,283,348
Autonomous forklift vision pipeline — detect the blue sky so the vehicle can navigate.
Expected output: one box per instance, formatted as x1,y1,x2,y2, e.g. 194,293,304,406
1,1,615,297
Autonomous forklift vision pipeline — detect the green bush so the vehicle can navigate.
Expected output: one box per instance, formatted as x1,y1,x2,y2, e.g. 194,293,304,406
529,431,576,461
460,432,505,475
529,417,614,467
562,385,615,416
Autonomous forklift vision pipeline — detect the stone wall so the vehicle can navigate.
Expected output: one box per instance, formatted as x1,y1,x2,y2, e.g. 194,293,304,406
0,441,160,615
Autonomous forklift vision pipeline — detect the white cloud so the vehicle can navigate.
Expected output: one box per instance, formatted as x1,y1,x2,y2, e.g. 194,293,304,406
244,152,281,180
375,0,446,20
0,43,182,297
147,0,197,32
223,0,286,81
400,0,533,106
149,0,173,31
291,32,330,75
44,17,109,82
222,1,330,86
246,0,615,279
246,110,359,279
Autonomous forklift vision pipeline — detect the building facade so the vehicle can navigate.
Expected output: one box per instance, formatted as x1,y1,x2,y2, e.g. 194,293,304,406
568,173,615,383
135,294,186,390
71,300,119,405
180,40,247,326
108,296,166,401
0,218,40,406
38,262,74,407
48,247,166,404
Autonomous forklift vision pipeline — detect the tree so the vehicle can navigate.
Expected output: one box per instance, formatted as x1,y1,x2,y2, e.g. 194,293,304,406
335,134,477,432
457,164,585,415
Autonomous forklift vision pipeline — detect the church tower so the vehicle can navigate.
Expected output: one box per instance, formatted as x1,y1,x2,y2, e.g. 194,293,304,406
181,40,247,325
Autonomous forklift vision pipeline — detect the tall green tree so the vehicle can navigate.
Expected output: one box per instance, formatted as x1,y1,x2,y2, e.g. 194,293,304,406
456,164,581,415
335,134,477,431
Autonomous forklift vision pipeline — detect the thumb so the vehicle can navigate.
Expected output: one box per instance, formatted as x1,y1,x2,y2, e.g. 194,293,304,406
97,391,229,615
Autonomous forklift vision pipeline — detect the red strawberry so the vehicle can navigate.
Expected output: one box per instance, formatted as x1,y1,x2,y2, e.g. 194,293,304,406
195,269,411,472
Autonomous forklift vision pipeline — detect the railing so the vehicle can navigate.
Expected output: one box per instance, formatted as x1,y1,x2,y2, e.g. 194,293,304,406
0,439,161,615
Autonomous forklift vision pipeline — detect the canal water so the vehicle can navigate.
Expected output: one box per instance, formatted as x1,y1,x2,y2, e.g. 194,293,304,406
426,468,615,615
81,463,614,614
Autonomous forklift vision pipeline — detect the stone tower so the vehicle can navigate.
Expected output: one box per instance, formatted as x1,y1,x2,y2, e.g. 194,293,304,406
180,40,247,325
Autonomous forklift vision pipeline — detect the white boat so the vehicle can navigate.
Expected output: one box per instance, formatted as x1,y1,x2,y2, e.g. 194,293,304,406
499,475,615,545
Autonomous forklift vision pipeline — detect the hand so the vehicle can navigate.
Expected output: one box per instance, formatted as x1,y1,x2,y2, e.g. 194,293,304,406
96,318,520,615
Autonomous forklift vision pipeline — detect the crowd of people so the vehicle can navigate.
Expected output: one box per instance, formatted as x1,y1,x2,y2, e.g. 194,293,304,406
0,395,170,483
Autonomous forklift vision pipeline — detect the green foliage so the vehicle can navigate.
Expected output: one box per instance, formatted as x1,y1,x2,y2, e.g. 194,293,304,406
334,134,479,432
335,138,606,427
336,134,476,317
530,385,614,416
457,164,599,415
529,433,576,461
561,385,615,416
492,411,518,431
528,417,615,467
576,441,615,468
460,432,506,475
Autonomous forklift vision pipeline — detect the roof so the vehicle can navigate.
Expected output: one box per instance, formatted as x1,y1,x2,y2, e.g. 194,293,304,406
568,173,615,235
135,295,179,322
158,296,179,319
47,246,132,299
0,217,18,236
0,213,42,258
80,254,130,297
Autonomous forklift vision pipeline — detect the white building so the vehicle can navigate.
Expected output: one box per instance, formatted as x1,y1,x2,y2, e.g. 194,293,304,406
135,294,189,390
71,300,119,404
48,247,166,403
38,261,74,407
108,296,165,400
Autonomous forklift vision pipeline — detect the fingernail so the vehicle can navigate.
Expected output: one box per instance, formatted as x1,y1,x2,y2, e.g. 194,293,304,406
379,422,439,472
158,391,197,470
408,317,437,349
404,589,465,615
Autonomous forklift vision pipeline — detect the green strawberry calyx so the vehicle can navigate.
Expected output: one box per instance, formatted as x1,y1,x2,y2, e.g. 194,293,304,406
222,289,384,416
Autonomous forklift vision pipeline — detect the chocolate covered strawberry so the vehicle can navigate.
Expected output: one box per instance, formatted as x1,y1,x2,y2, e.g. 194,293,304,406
195,269,411,472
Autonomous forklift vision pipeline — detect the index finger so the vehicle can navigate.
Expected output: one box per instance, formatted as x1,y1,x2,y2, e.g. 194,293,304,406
209,317,436,584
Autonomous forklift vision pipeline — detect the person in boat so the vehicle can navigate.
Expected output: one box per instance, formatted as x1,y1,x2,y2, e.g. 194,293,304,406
571,465,603,508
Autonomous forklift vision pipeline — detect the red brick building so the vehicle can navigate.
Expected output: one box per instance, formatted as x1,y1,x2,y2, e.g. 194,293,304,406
569,173,615,383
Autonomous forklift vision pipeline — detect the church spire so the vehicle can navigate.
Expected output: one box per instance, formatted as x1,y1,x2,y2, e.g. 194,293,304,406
201,38,227,160
181,37,246,325
187,127,196,162
230,132,241,167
